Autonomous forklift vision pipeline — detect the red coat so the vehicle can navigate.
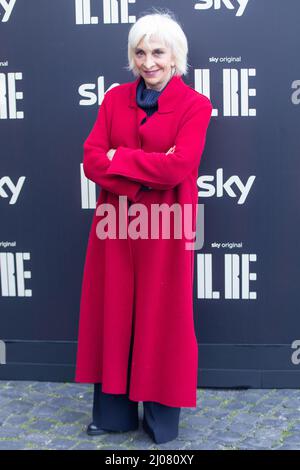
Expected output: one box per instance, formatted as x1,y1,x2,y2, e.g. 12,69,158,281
74,74,213,407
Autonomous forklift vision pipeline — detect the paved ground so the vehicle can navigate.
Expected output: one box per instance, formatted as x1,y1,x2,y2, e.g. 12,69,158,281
0,381,300,450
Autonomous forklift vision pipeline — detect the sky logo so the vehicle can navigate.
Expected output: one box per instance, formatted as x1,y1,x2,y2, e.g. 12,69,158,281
194,0,250,17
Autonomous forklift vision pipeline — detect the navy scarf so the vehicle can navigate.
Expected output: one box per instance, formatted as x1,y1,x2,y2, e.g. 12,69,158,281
136,76,169,117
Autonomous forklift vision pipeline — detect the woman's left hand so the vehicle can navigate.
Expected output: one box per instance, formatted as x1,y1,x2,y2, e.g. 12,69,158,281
107,149,116,161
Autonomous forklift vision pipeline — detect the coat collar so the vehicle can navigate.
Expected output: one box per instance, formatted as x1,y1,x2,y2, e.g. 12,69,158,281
129,74,187,114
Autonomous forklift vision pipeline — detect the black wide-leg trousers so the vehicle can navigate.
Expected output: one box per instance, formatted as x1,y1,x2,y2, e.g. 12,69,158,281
92,326,181,444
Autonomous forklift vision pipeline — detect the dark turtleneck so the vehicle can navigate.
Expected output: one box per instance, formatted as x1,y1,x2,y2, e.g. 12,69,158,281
136,75,172,117
136,76,162,117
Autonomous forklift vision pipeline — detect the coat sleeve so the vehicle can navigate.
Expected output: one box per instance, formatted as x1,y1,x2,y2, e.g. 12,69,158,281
105,98,213,190
82,92,143,202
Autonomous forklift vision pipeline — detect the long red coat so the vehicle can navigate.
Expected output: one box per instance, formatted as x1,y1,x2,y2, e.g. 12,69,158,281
74,74,213,407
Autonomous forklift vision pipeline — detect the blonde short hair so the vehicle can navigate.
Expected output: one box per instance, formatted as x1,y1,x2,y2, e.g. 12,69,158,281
125,8,189,77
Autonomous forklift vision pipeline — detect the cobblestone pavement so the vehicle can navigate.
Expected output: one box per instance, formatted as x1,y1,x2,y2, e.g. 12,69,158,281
0,381,300,450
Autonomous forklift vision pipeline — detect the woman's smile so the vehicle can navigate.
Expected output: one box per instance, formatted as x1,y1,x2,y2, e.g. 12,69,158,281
144,69,160,77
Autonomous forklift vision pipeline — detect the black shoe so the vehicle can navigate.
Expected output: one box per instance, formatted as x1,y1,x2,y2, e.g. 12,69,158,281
86,421,139,435
86,422,109,436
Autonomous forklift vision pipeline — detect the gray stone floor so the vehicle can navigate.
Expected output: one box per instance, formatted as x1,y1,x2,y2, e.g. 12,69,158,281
0,381,300,450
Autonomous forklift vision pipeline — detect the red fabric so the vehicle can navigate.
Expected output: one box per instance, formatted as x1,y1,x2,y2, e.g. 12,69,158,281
74,75,213,407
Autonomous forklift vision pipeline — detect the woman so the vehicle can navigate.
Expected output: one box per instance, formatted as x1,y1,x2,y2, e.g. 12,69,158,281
74,10,213,444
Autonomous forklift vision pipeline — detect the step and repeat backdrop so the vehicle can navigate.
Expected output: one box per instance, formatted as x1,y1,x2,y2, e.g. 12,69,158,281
0,0,299,387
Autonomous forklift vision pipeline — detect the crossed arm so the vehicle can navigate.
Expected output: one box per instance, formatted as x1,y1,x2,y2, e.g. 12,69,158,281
83,91,212,197
82,95,143,202
106,145,176,190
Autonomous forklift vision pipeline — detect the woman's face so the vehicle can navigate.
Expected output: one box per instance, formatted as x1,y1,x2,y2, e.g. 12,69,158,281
133,37,175,91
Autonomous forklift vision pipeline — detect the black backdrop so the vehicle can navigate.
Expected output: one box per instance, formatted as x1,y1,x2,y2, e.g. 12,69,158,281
1,0,300,387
